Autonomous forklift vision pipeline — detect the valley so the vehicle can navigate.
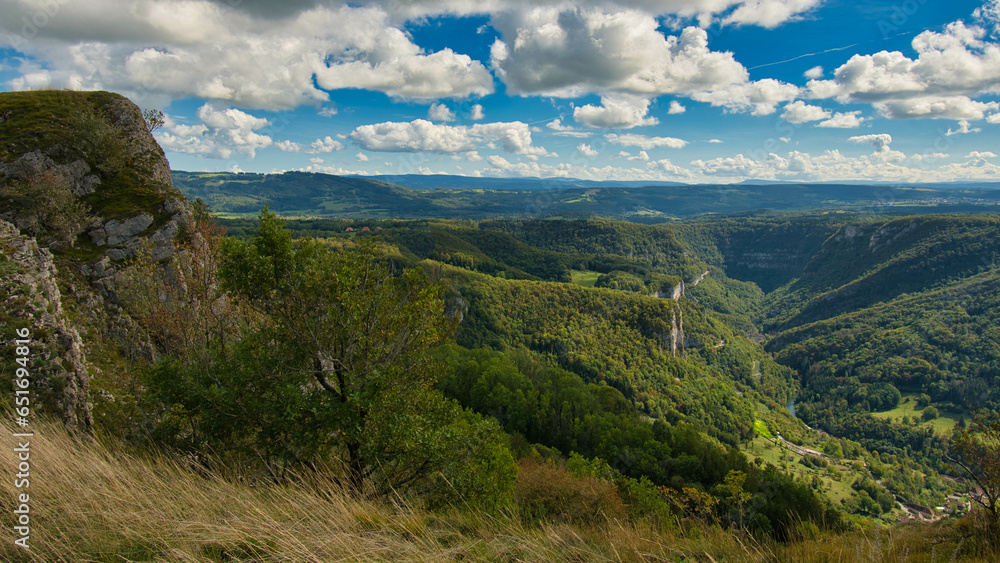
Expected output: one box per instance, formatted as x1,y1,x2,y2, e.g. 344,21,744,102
213,209,1000,528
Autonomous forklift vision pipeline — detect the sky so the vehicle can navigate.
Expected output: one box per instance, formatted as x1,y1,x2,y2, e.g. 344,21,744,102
1,0,999,184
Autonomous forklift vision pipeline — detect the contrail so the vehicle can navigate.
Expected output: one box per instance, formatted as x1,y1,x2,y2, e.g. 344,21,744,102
747,31,917,71
747,43,859,70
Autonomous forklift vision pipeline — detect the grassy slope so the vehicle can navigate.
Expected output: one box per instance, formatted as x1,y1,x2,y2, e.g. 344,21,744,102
871,395,968,437
570,269,601,287
1,417,994,563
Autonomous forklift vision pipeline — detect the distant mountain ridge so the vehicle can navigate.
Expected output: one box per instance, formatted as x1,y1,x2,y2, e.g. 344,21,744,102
173,170,1000,220
349,173,689,190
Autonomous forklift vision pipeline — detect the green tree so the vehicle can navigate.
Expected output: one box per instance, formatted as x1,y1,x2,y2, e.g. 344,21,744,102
948,410,1000,525
142,108,165,132
216,209,514,503
717,469,752,527
116,208,243,365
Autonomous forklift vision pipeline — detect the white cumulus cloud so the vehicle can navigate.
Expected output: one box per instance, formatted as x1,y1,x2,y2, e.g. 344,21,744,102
428,102,457,122
574,95,659,128
490,9,748,98
348,119,552,156
947,119,982,135
807,17,1000,120
1,2,494,109
816,111,865,128
848,133,893,152
275,140,301,152
781,101,831,123
722,0,822,28
967,150,997,158
692,78,800,115
350,119,475,153
156,103,273,159
874,96,1000,120
648,158,692,177
605,133,688,150
307,136,346,153
547,118,592,137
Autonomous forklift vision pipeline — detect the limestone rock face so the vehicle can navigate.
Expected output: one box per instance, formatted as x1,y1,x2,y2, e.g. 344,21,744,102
670,304,684,357
91,214,155,246
0,220,92,432
0,90,197,432
0,150,101,196
0,90,193,293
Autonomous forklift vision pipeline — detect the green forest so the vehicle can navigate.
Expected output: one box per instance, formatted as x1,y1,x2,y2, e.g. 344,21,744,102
199,210,1000,542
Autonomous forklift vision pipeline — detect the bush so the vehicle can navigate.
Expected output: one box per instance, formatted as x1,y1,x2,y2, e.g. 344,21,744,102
0,171,95,248
922,406,939,421
515,458,626,524
595,270,646,293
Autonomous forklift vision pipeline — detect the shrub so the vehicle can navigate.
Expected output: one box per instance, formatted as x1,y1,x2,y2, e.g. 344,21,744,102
0,171,95,248
515,458,626,524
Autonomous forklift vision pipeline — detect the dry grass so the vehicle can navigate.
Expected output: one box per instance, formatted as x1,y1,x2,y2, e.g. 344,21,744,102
0,417,996,562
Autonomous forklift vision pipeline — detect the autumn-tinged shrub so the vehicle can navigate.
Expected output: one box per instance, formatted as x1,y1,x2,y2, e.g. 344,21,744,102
0,171,95,248
515,458,626,524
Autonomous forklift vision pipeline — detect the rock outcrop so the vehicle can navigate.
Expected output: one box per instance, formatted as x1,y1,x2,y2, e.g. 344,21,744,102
0,149,101,196
0,90,193,294
670,303,684,357
0,90,196,432
1,220,92,432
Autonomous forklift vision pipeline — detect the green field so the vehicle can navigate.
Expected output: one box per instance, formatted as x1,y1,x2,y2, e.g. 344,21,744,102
872,395,965,437
743,437,861,508
569,269,601,287
753,419,774,439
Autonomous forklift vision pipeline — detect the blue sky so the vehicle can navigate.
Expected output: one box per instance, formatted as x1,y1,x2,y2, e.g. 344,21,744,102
2,0,999,183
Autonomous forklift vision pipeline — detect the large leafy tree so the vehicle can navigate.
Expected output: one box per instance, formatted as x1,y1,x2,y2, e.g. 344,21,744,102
949,410,1000,526
206,209,513,503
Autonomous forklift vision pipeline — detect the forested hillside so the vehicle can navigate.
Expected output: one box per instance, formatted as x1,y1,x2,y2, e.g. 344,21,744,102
238,212,1000,521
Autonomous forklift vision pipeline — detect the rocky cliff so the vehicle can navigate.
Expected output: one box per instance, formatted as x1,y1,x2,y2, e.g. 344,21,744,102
0,90,192,293
0,90,193,430
1,220,92,431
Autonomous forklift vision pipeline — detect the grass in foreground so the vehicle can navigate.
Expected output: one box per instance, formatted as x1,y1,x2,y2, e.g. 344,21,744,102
1,418,996,562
